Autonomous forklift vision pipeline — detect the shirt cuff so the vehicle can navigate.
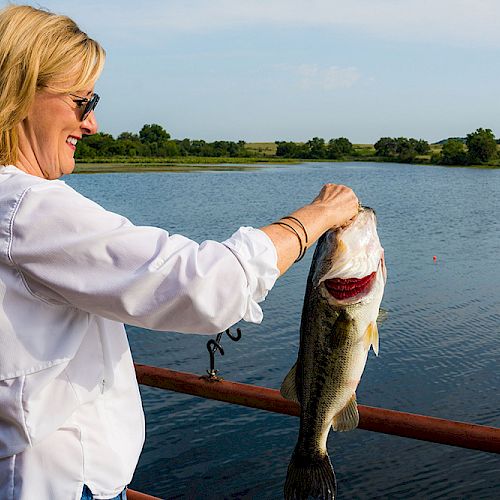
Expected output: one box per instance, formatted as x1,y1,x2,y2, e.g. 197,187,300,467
222,226,279,323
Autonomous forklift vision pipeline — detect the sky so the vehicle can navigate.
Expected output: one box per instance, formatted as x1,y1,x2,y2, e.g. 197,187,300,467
3,0,500,143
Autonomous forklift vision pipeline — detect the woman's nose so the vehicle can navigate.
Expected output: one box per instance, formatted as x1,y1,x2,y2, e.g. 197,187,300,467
81,110,98,135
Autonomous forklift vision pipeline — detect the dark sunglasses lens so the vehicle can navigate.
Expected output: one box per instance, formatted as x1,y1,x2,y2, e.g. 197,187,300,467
82,94,100,121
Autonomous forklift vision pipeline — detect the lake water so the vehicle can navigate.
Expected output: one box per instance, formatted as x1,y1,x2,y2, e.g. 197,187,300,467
66,162,500,499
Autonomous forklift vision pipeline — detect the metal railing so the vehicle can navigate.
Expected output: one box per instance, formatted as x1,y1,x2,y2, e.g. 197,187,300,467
134,363,500,454
129,362,499,499
127,489,162,500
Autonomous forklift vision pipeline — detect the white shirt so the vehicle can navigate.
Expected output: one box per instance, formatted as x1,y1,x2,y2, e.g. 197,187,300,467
0,165,279,499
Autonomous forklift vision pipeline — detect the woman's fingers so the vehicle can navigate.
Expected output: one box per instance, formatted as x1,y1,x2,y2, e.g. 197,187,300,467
311,183,359,229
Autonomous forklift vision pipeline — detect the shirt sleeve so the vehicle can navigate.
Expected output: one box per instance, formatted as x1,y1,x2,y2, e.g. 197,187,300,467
9,182,279,334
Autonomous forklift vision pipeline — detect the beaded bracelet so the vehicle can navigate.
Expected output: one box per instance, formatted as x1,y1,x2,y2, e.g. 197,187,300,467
270,221,307,262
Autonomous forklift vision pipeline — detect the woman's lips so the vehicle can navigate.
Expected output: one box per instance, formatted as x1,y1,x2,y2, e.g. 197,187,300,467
324,271,377,300
66,136,79,151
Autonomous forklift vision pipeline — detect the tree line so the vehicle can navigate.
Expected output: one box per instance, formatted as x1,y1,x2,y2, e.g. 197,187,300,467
373,128,499,165
75,123,498,166
434,128,498,165
373,137,430,162
75,124,249,159
275,137,355,159
274,136,432,161
276,128,498,165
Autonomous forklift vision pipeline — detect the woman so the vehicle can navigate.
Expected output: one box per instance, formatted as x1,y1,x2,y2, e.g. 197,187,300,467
0,5,358,500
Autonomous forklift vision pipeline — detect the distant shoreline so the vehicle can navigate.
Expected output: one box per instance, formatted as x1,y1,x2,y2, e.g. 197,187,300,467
74,163,271,174
74,130,500,170
74,157,297,174
74,158,499,174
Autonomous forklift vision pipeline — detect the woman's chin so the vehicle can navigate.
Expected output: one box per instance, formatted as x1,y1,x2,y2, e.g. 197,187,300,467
58,158,76,177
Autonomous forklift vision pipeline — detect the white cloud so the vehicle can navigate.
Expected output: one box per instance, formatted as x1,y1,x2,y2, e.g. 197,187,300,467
295,65,361,91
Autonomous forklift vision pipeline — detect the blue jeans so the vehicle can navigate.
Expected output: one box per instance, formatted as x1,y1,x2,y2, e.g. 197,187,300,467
81,484,127,499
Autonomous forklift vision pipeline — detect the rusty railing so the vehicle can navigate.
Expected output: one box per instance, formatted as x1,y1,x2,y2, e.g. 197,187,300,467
134,363,500,454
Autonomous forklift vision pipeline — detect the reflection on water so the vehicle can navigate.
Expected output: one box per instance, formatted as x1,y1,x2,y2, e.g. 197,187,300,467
66,162,500,499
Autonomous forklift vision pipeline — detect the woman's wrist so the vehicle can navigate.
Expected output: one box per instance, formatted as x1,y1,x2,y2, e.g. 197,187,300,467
261,184,358,277
270,215,309,262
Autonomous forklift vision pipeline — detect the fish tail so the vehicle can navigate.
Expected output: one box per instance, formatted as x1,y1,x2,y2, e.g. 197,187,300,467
284,449,336,499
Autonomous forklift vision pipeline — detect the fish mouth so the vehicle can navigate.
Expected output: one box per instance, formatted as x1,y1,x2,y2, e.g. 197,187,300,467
324,271,377,301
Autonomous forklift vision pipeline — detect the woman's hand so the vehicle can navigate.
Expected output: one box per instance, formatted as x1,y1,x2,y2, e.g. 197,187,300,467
261,183,359,276
309,183,359,232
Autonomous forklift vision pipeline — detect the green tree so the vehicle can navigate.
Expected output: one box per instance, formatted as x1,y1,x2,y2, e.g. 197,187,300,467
139,124,171,144
74,140,95,159
395,137,417,163
327,137,354,159
188,140,206,156
440,139,468,165
411,139,430,155
374,137,424,162
175,138,191,156
275,141,300,157
306,137,327,159
466,128,497,163
114,131,144,156
374,137,397,157
76,132,116,158
117,132,140,142
158,141,180,157
137,124,172,157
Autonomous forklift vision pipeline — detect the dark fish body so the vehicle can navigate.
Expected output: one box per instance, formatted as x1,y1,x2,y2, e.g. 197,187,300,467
281,209,386,499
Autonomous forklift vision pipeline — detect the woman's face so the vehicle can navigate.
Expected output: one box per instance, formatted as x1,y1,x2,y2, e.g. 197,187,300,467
17,85,98,179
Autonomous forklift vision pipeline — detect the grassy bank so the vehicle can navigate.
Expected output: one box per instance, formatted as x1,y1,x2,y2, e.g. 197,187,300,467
74,163,270,174
74,154,299,173
76,154,298,165
75,143,500,172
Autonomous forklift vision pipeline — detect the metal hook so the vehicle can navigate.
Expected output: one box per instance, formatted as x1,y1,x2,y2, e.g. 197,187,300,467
225,328,242,342
204,328,242,381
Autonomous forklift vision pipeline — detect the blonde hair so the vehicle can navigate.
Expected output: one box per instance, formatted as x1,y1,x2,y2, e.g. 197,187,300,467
0,4,106,165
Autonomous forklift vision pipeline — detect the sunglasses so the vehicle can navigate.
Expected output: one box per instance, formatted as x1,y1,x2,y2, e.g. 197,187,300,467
69,93,100,121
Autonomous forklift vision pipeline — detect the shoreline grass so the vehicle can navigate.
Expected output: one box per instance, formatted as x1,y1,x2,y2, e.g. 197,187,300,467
74,158,499,174
74,143,499,173
74,163,270,174
75,155,298,165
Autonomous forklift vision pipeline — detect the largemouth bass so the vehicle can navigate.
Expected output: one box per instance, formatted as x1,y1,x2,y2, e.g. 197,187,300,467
281,207,386,499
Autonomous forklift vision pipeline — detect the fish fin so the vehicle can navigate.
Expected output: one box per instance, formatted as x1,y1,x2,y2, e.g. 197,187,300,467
284,449,336,500
371,322,379,356
332,393,359,432
364,321,379,356
280,362,300,404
